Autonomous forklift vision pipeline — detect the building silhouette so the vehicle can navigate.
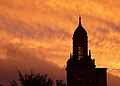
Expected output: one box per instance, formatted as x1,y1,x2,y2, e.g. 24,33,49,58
66,17,107,86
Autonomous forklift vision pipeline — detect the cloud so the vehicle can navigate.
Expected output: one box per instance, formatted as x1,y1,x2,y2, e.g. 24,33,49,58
0,0,119,68
108,73,120,86
0,0,120,85
81,16,120,69
0,43,65,85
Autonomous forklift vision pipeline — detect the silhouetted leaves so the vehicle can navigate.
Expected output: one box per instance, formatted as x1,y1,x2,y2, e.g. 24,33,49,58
0,84,2,86
9,80,18,86
17,70,53,86
56,79,66,86
8,70,66,86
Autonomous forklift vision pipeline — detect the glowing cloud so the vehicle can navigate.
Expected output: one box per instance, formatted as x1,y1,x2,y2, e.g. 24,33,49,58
0,0,120,85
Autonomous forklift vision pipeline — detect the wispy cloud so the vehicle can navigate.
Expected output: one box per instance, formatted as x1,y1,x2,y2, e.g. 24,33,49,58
0,0,120,85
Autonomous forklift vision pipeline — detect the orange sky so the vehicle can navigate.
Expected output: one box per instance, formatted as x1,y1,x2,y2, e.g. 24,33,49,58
0,0,120,85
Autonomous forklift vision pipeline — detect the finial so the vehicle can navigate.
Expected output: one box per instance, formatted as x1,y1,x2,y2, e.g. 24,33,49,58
89,50,91,57
70,53,73,58
79,16,81,25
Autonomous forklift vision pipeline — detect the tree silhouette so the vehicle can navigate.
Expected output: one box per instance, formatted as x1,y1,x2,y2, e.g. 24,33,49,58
0,84,2,86
9,80,18,86
17,70,53,86
56,79,66,86
9,70,66,86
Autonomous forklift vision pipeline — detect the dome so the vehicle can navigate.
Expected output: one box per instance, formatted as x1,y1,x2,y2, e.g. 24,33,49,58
73,18,87,39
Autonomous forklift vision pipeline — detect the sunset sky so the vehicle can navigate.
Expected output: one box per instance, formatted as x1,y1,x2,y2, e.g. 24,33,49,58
0,0,120,85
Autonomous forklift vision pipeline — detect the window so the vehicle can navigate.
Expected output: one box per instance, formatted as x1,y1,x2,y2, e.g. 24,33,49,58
78,47,83,60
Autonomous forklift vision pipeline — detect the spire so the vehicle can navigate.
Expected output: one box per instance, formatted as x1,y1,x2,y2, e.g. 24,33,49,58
79,17,81,25
78,15,82,26
89,50,91,57
70,53,73,58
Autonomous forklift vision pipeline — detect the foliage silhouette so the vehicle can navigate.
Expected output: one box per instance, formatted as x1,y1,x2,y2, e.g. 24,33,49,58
8,70,66,86
56,79,66,86
17,70,53,86
9,80,18,86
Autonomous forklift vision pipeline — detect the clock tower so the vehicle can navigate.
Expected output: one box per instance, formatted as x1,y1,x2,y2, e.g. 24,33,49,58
66,17,107,86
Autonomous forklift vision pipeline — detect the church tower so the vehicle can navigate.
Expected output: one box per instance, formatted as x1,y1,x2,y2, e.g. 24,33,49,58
66,17,107,86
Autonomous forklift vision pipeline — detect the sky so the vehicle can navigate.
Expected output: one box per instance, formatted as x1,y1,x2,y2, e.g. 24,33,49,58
0,0,120,85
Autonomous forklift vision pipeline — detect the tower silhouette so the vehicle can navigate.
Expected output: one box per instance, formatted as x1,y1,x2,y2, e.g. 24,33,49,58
66,17,107,86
